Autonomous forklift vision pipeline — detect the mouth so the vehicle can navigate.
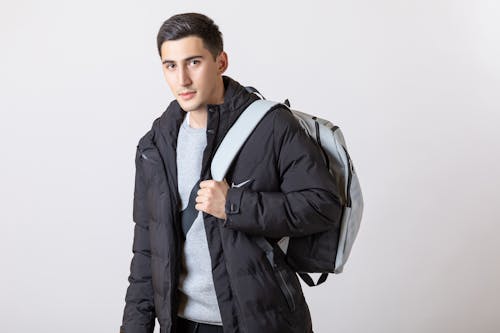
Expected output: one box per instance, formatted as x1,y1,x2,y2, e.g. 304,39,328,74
179,91,196,101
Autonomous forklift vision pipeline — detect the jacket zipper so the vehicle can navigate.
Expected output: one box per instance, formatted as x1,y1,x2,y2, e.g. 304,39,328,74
277,268,296,312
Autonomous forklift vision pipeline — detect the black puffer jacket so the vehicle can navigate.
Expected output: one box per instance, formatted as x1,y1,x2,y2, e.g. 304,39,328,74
120,76,342,333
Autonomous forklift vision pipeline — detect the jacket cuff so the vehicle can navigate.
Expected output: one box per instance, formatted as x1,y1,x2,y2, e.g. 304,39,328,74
224,187,244,226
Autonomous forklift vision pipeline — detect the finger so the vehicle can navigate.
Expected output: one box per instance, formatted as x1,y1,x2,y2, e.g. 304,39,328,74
200,180,215,188
199,180,210,188
195,203,206,212
197,188,211,197
197,203,211,215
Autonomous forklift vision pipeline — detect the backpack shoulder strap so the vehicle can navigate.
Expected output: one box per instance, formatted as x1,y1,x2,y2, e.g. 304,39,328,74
211,99,281,181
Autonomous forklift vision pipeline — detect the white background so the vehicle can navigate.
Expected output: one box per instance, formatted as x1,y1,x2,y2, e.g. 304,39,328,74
1,0,499,332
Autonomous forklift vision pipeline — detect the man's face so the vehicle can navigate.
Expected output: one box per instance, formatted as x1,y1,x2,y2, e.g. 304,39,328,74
160,35,227,113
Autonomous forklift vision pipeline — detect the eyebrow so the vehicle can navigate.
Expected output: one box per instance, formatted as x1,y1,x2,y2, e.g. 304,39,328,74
162,55,204,65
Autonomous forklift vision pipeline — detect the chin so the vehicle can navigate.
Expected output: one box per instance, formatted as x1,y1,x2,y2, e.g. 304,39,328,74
179,100,203,112
177,100,191,111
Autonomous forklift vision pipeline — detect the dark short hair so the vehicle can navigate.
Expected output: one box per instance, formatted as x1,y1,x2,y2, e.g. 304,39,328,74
156,13,223,60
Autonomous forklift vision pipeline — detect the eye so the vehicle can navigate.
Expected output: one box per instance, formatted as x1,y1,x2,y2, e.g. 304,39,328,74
165,63,176,70
189,59,200,66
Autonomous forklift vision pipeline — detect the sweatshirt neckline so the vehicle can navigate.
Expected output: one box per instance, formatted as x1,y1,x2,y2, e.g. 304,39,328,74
181,112,206,133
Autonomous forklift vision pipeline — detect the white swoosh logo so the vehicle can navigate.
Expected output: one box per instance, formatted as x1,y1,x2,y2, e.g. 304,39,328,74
231,179,253,188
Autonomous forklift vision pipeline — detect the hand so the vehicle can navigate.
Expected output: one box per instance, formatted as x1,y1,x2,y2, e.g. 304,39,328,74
196,179,229,220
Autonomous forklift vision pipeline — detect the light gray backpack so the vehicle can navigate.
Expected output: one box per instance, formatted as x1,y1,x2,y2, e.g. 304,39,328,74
211,88,363,286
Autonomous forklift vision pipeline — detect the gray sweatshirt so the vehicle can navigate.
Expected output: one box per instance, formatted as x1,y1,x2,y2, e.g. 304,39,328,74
176,112,222,325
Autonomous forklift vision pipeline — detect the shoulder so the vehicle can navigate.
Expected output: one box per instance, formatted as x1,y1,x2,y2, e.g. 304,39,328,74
136,99,179,150
137,118,159,151
269,104,303,134
268,104,305,142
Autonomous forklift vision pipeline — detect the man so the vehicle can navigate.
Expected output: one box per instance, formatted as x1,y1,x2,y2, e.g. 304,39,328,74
120,12,342,333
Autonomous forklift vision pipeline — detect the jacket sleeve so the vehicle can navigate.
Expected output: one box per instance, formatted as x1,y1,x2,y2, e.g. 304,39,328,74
223,107,343,238
120,145,156,333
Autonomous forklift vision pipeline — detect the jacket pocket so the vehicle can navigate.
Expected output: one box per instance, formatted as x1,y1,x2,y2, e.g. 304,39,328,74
138,146,162,184
138,146,164,222
274,265,296,312
255,237,300,313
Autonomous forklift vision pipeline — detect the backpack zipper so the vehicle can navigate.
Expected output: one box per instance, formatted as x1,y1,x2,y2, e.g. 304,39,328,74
312,118,330,170
342,146,353,207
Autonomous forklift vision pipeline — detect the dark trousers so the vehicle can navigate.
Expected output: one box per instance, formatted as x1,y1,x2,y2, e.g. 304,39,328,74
176,316,224,333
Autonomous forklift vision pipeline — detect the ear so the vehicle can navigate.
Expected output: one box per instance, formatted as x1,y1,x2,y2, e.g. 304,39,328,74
216,51,228,74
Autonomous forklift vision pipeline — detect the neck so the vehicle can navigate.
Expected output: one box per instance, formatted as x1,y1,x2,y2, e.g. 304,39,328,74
187,111,207,129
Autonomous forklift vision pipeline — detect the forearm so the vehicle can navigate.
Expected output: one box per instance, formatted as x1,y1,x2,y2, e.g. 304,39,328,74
121,145,156,333
223,187,342,238
121,223,156,333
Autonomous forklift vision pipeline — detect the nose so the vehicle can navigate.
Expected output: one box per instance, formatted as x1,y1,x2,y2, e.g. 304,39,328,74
178,66,192,87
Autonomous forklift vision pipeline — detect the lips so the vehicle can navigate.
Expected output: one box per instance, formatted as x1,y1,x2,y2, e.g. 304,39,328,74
179,91,196,100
